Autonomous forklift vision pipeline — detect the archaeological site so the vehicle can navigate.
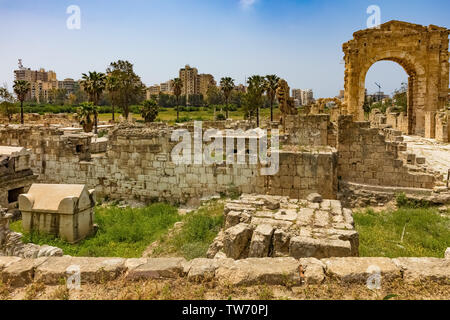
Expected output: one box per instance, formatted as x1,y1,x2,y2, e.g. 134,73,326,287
0,19,449,301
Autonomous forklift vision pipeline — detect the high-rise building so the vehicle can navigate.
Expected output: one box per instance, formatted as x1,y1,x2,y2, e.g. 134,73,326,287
301,89,314,105
179,65,199,102
58,78,76,94
147,85,161,99
291,89,314,106
13,60,62,102
160,80,174,95
292,89,302,102
198,74,216,97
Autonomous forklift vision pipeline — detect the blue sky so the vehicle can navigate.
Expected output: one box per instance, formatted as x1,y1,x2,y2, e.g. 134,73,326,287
0,0,449,98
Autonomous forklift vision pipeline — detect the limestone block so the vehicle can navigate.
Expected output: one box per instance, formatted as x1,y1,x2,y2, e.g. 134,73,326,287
248,224,274,258
392,257,450,283
446,248,450,259
272,229,290,257
290,236,352,259
298,258,326,284
183,258,233,281
307,193,323,203
322,257,401,284
1,257,48,287
215,257,302,286
125,258,186,280
35,257,126,284
223,223,253,259
0,256,22,271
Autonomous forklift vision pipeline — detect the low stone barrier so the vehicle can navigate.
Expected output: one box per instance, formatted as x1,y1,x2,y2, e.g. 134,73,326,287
1,255,448,288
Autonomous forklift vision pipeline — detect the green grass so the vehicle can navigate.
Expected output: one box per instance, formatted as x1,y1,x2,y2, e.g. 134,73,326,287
97,107,280,124
354,207,450,258
10,203,181,258
152,201,224,260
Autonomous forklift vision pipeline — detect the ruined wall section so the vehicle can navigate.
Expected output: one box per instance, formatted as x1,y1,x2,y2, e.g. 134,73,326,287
337,116,436,189
284,115,337,147
0,125,338,204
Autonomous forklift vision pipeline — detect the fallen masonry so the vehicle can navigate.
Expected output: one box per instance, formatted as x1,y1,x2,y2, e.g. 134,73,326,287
206,194,359,260
0,255,448,288
0,207,63,259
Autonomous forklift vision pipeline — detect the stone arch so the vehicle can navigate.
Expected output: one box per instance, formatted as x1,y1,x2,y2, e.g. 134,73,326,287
343,21,449,137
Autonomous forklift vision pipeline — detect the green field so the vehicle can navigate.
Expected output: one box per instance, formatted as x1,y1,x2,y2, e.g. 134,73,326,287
354,207,450,258
97,107,280,124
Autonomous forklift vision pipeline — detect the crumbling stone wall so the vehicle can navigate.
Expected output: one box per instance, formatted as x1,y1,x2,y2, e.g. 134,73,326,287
284,115,336,147
337,116,436,189
0,207,62,258
0,124,337,204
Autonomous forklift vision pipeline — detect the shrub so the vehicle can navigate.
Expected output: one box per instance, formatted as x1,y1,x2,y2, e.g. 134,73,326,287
216,113,226,121
396,192,429,208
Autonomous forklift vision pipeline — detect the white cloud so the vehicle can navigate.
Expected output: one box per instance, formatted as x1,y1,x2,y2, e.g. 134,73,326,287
240,0,258,10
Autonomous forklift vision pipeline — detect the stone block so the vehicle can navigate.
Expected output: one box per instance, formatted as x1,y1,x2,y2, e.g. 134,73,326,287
125,258,186,280
35,257,126,284
223,223,253,259
290,236,352,259
392,257,450,283
248,224,274,258
322,257,401,284
215,257,302,286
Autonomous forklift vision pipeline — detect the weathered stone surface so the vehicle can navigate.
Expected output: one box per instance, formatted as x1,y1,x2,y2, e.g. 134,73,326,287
393,258,450,283
445,248,450,259
215,258,302,286
183,258,233,281
223,223,253,259
1,257,48,287
0,256,22,271
35,257,126,284
248,224,274,258
322,257,401,283
307,193,323,203
272,229,290,257
209,195,359,260
290,237,352,259
125,258,186,280
206,231,225,259
298,258,326,284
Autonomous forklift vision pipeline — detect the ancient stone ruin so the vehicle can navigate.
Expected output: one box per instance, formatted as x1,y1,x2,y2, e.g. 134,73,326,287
207,194,358,260
0,146,37,210
0,207,62,258
19,184,96,243
343,21,449,138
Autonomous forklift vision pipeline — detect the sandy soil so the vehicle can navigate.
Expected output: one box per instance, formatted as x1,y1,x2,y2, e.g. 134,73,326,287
2,277,449,301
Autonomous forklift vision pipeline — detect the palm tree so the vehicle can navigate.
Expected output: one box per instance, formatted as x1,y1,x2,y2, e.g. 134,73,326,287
80,71,106,133
13,80,30,124
77,102,95,133
265,75,280,122
106,75,120,122
247,75,265,127
220,77,235,119
172,78,183,122
141,99,159,123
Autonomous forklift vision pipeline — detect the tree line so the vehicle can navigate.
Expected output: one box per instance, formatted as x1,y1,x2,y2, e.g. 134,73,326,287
1,60,283,130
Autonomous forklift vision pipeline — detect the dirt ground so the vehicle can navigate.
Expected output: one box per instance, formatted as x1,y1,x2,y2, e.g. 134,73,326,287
1,277,449,301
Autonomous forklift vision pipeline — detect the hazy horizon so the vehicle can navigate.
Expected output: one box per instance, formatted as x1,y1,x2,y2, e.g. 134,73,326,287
1,0,449,98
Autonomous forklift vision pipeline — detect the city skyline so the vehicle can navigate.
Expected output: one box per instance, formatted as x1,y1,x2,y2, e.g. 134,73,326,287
1,0,449,98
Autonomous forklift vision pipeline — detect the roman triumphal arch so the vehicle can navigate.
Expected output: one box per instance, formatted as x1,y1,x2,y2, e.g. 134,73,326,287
343,21,449,137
